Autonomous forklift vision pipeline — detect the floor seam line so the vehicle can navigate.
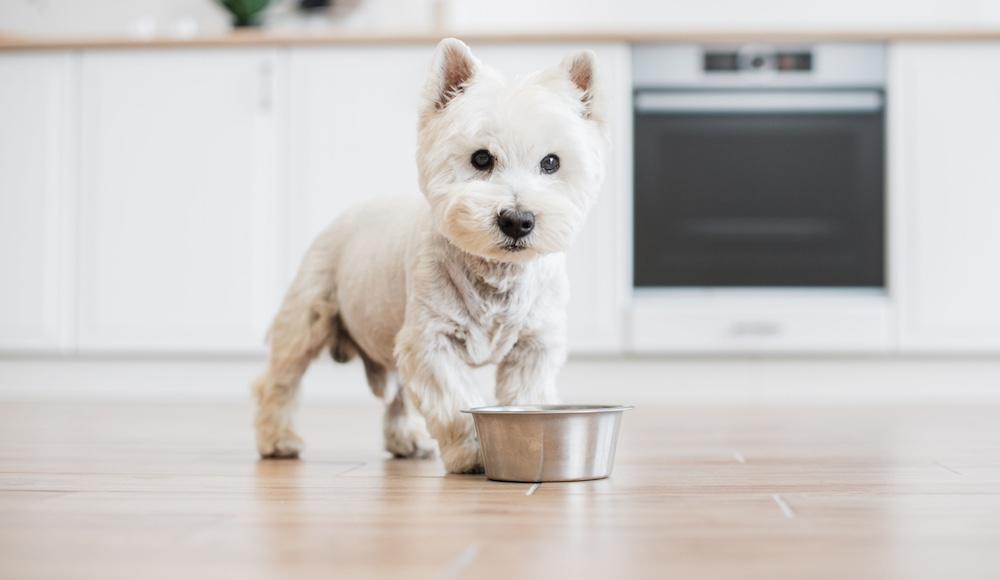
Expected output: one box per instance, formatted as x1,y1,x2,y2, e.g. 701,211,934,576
771,493,796,519
439,543,480,580
933,461,963,476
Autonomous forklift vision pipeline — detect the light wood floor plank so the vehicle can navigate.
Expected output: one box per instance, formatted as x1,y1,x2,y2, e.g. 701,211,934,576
0,402,998,579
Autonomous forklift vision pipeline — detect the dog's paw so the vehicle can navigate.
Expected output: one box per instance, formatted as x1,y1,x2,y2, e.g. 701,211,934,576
453,462,485,475
257,428,304,459
440,439,484,474
383,396,438,459
385,427,437,459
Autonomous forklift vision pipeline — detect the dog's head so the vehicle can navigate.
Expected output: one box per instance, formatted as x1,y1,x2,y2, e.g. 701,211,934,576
417,38,607,264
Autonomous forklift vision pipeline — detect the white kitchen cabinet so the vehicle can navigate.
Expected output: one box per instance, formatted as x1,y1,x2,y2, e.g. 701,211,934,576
0,53,76,351
891,43,1000,351
287,45,434,270
77,49,284,352
288,43,630,353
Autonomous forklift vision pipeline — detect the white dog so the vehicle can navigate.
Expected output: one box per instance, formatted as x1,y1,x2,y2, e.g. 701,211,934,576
253,38,607,473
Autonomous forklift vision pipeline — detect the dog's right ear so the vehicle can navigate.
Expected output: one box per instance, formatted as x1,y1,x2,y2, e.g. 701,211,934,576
423,38,478,113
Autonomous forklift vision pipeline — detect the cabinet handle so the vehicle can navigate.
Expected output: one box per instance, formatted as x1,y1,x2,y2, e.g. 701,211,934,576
258,61,273,113
730,321,782,337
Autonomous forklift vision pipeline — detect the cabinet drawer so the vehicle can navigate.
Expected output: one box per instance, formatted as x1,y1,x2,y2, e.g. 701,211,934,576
629,290,891,354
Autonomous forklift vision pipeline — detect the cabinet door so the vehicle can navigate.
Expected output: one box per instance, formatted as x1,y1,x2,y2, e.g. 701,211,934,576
891,44,1000,351
0,53,75,351
78,50,283,352
476,44,631,353
287,45,433,271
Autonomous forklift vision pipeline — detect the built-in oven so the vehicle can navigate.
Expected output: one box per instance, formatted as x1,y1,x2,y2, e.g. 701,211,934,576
633,44,886,288
629,44,890,352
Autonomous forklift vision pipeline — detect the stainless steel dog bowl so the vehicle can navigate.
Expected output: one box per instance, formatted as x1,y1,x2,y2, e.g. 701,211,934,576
462,404,632,482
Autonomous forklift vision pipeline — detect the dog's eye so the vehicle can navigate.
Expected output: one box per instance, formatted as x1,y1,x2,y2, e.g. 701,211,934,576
540,154,560,174
470,149,494,172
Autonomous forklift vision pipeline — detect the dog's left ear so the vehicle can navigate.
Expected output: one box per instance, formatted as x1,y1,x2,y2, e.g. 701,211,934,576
559,50,599,120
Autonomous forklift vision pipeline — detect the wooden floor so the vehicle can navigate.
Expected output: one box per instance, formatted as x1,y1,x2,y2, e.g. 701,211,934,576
1,401,999,580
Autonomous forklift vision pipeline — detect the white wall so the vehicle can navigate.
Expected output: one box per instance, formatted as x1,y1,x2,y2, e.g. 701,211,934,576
451,0,1000,32
0,0,435,36
2,0,999,37
0,0,231,36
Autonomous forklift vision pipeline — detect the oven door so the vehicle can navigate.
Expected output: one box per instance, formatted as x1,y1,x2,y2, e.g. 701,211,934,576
633,89,885,288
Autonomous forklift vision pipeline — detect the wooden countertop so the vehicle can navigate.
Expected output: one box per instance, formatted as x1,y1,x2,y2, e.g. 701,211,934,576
3,28,1000,51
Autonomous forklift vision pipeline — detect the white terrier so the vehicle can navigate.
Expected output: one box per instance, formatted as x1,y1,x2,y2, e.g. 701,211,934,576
253,38,607,473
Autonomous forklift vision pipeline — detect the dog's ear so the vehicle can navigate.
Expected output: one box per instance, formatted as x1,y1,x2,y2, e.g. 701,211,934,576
559,50,599,120
423,38,478,113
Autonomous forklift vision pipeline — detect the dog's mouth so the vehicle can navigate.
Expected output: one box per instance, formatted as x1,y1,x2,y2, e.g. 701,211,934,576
501,238,529,253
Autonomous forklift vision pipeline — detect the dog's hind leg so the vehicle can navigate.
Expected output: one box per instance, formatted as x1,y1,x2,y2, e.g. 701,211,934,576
253,274,337,458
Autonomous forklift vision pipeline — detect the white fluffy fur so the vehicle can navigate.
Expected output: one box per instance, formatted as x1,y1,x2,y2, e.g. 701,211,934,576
253,38,608,473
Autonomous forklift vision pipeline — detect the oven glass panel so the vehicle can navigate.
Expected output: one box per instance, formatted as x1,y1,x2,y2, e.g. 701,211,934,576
634,108,884,287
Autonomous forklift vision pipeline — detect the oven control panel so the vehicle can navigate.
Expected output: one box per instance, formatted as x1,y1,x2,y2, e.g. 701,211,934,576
704,49,813,73
633,44,885,88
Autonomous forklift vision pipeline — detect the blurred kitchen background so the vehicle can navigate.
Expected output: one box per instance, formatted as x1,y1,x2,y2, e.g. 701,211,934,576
2,0,1000,405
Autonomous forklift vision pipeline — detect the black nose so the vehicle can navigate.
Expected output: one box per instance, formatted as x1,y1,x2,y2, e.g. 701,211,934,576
497,209,535,239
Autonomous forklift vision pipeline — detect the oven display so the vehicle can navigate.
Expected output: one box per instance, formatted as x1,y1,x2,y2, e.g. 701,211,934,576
704,50,813,72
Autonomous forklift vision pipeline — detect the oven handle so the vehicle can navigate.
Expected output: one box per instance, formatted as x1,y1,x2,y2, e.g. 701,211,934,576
635,90,883,114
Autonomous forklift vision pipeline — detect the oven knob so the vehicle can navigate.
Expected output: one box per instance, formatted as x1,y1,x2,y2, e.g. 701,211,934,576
750,55,766,69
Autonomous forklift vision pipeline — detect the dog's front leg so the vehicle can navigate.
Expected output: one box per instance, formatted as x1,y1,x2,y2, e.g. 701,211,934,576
396,336,485,474
495,332,566,406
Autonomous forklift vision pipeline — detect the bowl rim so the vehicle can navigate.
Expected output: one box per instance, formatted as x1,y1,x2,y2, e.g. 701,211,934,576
461,404,634,415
